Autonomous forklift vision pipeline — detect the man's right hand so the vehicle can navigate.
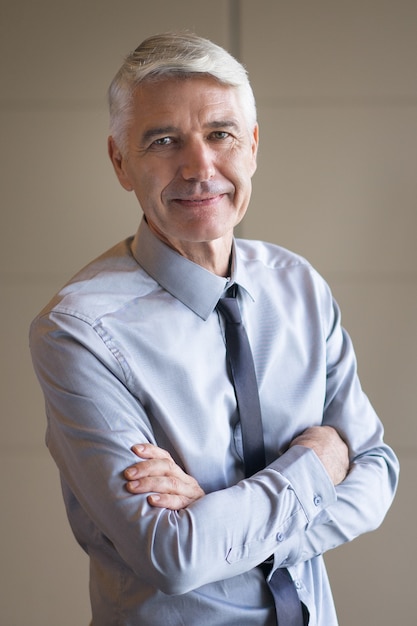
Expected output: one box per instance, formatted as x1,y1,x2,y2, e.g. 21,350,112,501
289,425,350,486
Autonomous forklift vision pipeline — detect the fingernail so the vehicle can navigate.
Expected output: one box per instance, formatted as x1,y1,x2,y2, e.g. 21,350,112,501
125,468,137,478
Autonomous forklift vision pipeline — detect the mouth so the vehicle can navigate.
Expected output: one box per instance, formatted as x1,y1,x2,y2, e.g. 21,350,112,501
172,194,226,208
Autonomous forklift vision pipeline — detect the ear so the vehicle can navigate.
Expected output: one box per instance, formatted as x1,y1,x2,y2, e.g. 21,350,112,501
107,136,134,191
249,124,259,176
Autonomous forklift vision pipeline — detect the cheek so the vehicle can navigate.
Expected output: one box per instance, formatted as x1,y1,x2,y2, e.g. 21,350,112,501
244,145,258,179
226,147,256,185
138,162,174,198
230,163,254,198
132,169,162,206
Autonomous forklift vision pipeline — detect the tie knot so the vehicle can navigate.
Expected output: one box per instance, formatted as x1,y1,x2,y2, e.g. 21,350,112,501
217,294,242,324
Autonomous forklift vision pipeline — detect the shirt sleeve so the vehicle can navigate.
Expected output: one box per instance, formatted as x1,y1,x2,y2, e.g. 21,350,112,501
266,273,399,571
30,309,337,595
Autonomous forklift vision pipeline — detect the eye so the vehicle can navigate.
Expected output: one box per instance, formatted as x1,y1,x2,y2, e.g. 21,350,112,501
153,136,173,146
209,131,231,141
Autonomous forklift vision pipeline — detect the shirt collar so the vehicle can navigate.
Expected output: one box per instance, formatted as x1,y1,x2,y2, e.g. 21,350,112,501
131,219,255,320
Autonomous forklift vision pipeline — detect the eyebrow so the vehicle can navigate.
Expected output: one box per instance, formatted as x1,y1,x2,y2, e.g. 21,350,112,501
140,126,179,145
206,119,240,131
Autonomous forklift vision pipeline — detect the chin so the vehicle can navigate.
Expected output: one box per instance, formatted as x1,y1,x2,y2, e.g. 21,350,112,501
184,215,239,240
183,227,232,244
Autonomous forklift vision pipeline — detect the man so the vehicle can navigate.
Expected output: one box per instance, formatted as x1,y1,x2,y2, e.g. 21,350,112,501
30,33,399,625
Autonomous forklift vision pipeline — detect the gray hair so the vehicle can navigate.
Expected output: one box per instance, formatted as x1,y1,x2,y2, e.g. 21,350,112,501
108,32,257,154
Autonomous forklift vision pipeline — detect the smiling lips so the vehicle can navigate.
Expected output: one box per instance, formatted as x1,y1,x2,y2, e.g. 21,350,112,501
173,193,227,207
167,182,232,208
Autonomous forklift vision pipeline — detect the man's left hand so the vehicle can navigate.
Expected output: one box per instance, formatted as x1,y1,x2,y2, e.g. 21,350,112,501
124,443,205,510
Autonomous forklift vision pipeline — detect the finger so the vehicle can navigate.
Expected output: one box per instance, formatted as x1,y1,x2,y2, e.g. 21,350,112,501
124,457,182,481
125,469,205,508
124,444,174,479
131,443,172,460
125,473,202,497
147,493,196,511
126,474,183,494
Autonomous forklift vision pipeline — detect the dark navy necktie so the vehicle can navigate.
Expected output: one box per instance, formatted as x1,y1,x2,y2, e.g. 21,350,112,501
217,286,305,626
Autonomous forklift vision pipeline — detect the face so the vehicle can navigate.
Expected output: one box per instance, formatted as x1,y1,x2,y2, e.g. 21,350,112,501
109,76,258,259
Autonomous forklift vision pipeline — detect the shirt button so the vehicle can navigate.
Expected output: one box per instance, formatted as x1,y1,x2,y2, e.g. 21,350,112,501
276,532,285,542
295,580,302,590
313,494,322,506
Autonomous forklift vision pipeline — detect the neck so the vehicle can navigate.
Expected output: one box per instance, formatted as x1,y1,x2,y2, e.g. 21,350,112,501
175,239,233,276
147,221,233,277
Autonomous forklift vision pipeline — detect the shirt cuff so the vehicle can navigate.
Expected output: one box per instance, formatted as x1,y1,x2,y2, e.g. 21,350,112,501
268,445,337,525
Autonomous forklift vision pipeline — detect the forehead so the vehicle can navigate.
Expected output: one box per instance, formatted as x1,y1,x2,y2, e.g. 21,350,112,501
131,76,246,127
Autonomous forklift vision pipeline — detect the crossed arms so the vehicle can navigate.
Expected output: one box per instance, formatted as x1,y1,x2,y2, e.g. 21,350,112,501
124,425,350,510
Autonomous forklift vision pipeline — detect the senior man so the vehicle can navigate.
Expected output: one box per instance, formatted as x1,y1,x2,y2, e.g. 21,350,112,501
30,33,399,625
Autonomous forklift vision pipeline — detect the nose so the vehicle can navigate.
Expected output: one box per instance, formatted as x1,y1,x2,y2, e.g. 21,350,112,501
179,139,216,182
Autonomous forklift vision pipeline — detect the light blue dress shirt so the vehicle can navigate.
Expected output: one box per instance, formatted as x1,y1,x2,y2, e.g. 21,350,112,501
30,219,399,625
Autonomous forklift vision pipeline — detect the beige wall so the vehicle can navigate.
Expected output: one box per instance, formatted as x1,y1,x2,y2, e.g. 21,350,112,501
1,1,415,624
